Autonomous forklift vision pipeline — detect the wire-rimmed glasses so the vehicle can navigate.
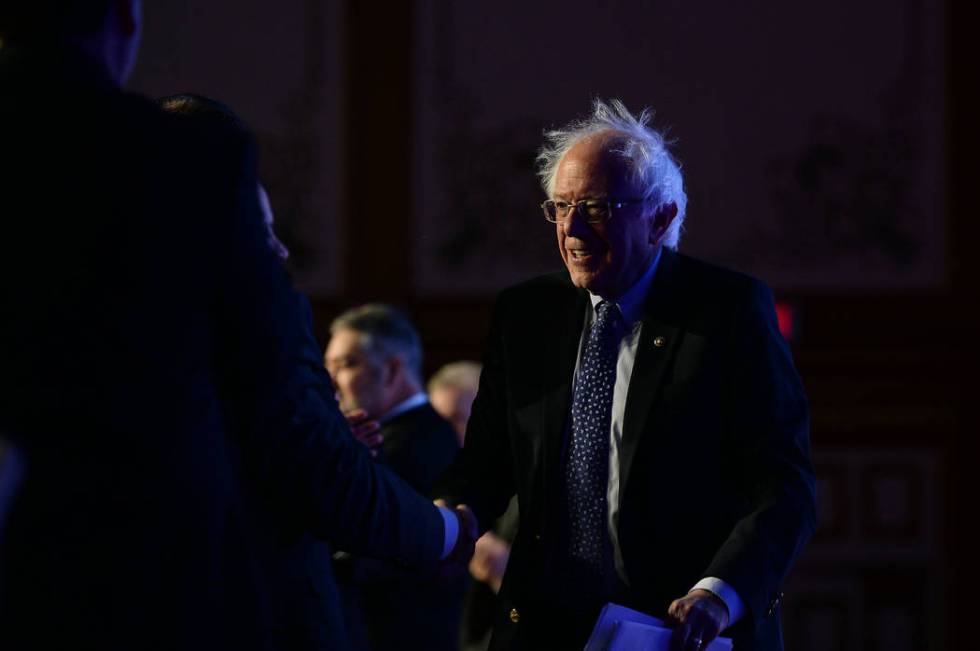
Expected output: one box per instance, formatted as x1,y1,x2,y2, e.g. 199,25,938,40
540,198,645,224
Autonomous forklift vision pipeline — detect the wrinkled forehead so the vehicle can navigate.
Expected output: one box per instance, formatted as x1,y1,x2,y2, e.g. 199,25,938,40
554,131,638,197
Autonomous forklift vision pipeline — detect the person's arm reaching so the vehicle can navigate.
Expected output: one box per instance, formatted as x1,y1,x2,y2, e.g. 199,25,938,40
208,165,450,567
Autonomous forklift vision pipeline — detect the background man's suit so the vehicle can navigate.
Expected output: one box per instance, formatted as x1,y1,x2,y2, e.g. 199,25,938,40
0,44,444,650
437,249,816,650
338,402,464,650
378,402,461,496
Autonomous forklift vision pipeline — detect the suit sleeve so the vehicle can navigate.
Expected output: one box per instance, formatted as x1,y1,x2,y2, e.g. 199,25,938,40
433,294,517,532
703,280,817,624
209,166,443,566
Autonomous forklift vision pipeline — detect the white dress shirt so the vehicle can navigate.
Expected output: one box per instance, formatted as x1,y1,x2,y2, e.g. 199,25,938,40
574,248,745,625
379,392,429,424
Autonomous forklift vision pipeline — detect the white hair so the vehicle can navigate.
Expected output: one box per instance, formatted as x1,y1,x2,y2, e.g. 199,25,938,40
427,360,482,395
536,98,688,249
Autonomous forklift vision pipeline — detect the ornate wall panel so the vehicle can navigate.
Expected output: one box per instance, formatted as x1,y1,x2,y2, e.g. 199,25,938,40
412,0,946,294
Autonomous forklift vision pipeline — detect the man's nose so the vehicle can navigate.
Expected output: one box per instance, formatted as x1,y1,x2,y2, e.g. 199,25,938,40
561,205,591,237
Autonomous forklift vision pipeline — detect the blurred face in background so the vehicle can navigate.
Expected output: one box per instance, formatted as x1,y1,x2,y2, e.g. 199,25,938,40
325,328,389,418
429,383,477,446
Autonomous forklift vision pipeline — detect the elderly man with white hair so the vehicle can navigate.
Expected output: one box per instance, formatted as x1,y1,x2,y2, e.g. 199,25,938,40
434,100,815,651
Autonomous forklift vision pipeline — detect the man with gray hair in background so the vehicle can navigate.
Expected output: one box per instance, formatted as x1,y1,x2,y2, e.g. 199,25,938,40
434,100,816,651
326,304,464,651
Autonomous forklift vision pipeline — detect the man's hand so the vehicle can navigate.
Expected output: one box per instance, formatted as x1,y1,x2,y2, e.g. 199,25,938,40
469,531,510,593
667,589,729,651
445,503,478,564
344,409,383,457
433,500,478,580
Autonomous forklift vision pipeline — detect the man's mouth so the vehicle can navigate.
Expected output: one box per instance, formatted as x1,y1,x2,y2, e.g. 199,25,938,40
568,248,597,263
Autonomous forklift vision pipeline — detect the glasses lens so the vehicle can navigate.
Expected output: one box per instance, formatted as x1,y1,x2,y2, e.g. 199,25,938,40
542,201,558,222
542,200,611,223
583,201,609,222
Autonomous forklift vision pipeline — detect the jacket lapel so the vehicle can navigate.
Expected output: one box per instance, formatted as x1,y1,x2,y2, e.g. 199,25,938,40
540,281,588,506
619,250,685,496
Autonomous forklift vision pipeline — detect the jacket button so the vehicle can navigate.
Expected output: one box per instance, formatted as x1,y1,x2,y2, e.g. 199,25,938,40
653,335,666,347
533,533,542,541
509,608,521,623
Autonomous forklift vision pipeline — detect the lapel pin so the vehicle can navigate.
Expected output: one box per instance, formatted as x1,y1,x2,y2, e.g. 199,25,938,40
653,335,666,348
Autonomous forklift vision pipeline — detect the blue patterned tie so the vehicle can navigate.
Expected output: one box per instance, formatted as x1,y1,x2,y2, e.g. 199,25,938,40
566,300,622,574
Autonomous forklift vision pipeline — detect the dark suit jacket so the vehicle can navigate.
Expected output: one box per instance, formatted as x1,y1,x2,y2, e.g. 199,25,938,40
251,298,356,651
436,250,816,651
378,403,461,496
0,44,444,650
338,403,464,651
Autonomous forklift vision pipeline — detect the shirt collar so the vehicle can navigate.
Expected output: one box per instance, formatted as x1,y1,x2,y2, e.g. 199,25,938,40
588,247,663,325
379,392,429,424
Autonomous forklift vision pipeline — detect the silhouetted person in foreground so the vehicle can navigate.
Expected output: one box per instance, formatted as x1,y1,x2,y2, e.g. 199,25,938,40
156,92,353,650
158,93,290,262
0,3,474,649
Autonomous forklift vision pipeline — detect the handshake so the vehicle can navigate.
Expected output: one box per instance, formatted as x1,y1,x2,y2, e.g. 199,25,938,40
435,499,480,578
343,410,481,576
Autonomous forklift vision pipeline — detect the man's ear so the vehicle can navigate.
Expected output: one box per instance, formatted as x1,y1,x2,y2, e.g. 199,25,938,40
382,356,403,388
115,0,141,36
649,203,678,246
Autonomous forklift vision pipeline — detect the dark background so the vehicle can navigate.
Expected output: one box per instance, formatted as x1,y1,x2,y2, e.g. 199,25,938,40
128,1,979,648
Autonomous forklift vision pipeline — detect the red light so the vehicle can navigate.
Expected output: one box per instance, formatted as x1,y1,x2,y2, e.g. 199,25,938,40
775,301,796,340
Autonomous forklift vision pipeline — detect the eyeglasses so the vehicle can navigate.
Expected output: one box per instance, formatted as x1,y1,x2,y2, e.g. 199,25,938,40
540,198,645,224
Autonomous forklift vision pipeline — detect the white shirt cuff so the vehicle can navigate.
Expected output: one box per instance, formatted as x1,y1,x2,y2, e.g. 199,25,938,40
437,506,458,559
691,577,745,626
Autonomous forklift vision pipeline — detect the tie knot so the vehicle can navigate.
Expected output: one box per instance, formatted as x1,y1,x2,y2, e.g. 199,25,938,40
595,301,621,328
590,301,622,349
